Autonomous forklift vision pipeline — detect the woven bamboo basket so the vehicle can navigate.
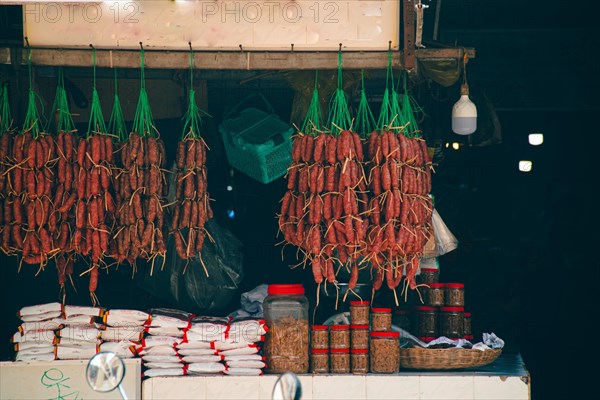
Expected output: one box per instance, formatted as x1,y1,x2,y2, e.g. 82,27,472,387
400,348,502,370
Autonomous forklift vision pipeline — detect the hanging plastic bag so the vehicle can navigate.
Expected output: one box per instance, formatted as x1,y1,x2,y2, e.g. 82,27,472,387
422,208,459,258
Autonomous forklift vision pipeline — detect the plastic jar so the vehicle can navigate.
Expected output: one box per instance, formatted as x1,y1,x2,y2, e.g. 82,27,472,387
310,349,329,373
263,284,309,373
392,310,411,332
371,308,392,332
440,306,465,338
351,349,369,374
349,301,370,325
445,283,465,307
425,283,445,307
418,268,439,284
330,325,350,349
370,332,400,373
413,306,438,337
311,325,329,350
464,312,472,337
350,325,369,350
330,349,350,373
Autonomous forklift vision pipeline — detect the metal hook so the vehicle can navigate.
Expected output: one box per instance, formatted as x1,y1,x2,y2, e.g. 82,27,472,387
25,36,30,48
189,41,192,51
139,41,143,50
339,43,342,52
291,43,294,52
89,44,95,50
239,44,243,52
388,41,392,51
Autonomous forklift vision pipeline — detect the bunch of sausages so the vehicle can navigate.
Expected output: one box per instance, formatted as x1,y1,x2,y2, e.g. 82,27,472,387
366,131,433,292
279,130,369,286
280,130,433,292
3,133,58,265
171,137,213,260
113,132,168,265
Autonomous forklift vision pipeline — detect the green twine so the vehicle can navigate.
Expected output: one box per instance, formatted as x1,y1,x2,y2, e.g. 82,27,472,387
377,49,398,133
21,45,43,138
108,68,128,142
0,85,12,132
182,44,210,139
47,68,75,133
354,70,376,137
132,44,157,138
326,49,352,135
399,72,425,138
87,47,107,136
301,71,322,136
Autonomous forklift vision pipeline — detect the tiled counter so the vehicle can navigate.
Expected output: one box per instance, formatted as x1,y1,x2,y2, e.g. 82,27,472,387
143,354,530,400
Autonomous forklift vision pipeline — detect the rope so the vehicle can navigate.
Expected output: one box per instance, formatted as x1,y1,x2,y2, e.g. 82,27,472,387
400,71,425,138
132,43,157,138
87,46,107,136
377,49,395,132
326,48,351,135
21,43,43,138
354,70,376,137
301,70,322,135
108,68,128,142
181,43,210,139
0,84,12,132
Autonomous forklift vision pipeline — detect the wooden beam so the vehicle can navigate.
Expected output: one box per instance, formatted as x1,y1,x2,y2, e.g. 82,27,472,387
0,47,475,70
403,0,416,71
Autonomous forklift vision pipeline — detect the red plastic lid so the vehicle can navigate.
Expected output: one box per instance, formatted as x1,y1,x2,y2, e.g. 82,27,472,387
420,268,438,273
268,284,305,295
311,349,329,354
464,335,474,340
441,306,464,312
394,310,410,315
370,331,400,338
445,283,464,289
351,349,369,354
415,306,437,311
330,325,350,330
330,348,350,353
371,308,392,313
349,301,370,306
428,283,445,288
448,337,463,341
418,336,437,342
350,325,369,330
311,325,329,330
464,312,471,317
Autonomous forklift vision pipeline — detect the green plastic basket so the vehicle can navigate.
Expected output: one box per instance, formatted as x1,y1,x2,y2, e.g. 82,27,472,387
219,95,293,184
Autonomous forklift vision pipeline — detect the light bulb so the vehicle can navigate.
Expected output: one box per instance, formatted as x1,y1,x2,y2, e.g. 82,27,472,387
519,161,533,172
529,133,544,146
452,84,477,135
452,142,460,150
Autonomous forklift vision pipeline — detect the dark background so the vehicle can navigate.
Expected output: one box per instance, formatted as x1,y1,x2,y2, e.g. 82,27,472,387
1,1,599,399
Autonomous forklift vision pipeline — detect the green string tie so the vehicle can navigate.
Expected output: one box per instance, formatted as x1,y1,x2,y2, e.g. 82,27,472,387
326,49,352,135
108,68,128,142
0,85,13,132
301,71,322,136
354,70,376,138
86,47,107,136
132,44,157,138
182,44,210,140
21,44,43,138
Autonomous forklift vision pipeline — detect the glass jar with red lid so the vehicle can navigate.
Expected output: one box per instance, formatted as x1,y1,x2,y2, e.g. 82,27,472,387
350,324,369,350
329,325,350,349
349,300,370,325
351,349,369,374
413,306,438,337
311,349,329,373
371,307,392,332
330,349,350,373
418,268,439,284
425,283,445,307
311,325,329,350
440,306,465,338
263,284,309,373
370,331,400,373
445,283,465,307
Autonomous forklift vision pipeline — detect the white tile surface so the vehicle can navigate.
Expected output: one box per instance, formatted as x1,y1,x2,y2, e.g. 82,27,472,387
259,375,280,399
205,375,260,400
148,376,206,400
366,375,420,399
420,376,474,400
474,376,529,400
312,375,366,400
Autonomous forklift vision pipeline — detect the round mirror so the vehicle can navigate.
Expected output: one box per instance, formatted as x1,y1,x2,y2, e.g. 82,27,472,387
272,372,302,400
86,352,126,393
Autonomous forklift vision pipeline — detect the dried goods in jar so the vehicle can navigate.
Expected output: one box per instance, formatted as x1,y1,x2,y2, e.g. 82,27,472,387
371,308,392,332
370,332,400,373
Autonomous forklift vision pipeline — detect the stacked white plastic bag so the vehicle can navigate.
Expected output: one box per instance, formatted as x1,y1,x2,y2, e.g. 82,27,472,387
140,309,191,378
56,305,104,360
12,302,61,361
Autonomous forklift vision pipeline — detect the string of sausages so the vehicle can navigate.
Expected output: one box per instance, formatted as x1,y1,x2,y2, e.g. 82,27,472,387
171,137,213,261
